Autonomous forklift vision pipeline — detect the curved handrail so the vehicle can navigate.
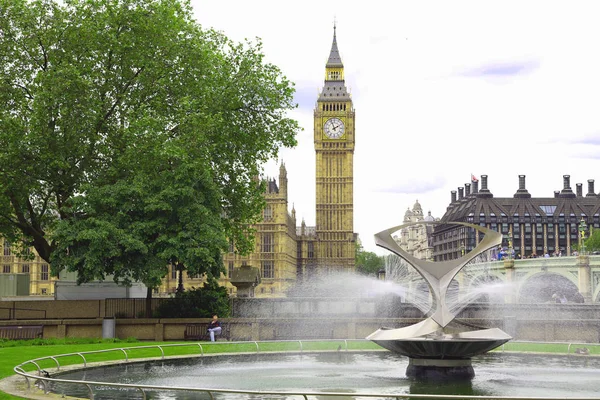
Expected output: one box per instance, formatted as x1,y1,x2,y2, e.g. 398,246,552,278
12,339,600,400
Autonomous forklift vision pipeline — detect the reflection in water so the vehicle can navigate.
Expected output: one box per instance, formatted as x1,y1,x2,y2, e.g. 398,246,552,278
50,352,600,400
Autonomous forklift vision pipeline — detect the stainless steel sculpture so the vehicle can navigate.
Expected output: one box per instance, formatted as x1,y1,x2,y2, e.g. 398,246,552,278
367,221,512,379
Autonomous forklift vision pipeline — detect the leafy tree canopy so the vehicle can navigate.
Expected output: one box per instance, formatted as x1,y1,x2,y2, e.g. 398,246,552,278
0,0,299,285
584,228,600,253
154,280,231,318
355,242,385,276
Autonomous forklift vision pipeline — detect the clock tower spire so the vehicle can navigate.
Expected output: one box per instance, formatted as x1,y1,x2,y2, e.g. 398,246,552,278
313,25,356,275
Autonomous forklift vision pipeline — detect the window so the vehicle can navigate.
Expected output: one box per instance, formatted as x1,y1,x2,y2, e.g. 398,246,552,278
171,265,177,279
3,241,10,256
261,233,274,253
307,242,314,258
261,260,274,279
263,205,273,221
21,264,30,273
2,265,9,273
228,261,234,278
540,205,556,215
41,264,49,281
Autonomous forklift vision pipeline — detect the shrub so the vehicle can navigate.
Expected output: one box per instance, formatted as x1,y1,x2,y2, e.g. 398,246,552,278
155,280,230,318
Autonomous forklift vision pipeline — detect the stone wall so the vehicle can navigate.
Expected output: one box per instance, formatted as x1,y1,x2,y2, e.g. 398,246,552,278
1,316,599,343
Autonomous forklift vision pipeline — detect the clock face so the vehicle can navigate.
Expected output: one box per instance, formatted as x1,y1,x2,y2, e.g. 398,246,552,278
324,118,345,139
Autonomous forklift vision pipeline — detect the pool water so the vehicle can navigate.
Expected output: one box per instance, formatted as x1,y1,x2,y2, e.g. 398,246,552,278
50,351,600,399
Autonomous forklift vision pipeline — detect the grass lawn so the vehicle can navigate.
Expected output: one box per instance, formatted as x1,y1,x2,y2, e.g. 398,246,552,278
499,341,600,355
1,338,598,400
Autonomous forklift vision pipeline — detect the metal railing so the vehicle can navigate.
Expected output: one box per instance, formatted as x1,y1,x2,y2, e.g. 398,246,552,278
13,340,600,400
104,298,166,318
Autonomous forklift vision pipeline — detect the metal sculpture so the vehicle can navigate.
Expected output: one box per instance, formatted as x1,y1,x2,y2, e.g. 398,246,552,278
367,221,512,379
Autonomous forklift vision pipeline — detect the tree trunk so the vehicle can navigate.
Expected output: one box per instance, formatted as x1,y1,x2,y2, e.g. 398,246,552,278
146,286,153,318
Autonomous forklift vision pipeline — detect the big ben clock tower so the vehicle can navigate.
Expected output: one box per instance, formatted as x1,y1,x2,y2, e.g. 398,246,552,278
314,25,356,273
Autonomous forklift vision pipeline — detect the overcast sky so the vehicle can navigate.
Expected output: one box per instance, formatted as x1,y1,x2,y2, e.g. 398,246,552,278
190,1,600,254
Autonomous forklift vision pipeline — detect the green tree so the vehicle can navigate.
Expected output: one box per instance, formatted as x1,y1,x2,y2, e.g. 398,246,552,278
355,243,385,276
584,228,600,253
0,0,299,298
155,280,231,318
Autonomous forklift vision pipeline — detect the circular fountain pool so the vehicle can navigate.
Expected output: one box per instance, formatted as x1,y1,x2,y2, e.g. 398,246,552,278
50,351,600,399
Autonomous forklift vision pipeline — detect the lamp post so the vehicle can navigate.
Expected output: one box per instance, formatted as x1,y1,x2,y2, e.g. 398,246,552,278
176,262,185,293
579,218,587,255
503,233,513,260
460,242,465,257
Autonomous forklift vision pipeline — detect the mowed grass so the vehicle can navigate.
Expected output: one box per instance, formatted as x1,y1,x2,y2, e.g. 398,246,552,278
498,341,600,355
1,338,598,400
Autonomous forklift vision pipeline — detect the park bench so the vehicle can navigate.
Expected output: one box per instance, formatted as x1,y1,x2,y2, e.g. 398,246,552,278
0,325,43,340
184,323,230,341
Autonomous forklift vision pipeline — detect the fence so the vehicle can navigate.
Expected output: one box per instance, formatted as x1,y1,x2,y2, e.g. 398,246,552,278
104,298,166,318
13,340,600,400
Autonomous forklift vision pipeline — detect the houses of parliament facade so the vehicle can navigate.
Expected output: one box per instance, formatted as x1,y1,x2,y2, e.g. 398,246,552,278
214,26,358,297
0,27,357,298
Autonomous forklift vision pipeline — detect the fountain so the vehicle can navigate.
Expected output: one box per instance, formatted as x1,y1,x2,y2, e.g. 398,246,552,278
367,221,512,380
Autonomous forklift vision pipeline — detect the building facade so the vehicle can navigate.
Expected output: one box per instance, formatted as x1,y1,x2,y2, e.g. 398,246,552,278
312,25,357,274
219,26,357,296
394,200,438,260
0,239,56,296
432,174,600,261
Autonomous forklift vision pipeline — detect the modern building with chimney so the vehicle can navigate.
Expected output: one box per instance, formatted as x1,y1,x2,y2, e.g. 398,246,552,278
432,175,600,261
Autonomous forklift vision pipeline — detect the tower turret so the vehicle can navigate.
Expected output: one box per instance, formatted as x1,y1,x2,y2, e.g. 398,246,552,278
313,23,356,273
279,161,288,200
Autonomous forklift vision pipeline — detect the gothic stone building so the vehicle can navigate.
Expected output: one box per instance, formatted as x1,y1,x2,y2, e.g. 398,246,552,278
218,26,357,297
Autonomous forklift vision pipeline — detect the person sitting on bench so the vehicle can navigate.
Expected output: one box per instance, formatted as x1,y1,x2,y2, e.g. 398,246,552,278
207,315,221,342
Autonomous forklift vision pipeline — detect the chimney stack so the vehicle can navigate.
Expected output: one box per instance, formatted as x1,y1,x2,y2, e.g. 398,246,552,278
576,183,583,197
451,190,457,203
477,175,493,198
587,179,596,197
560,175,576,198
465,183,471,196
514,174,531,198
554,191,560,198
458,187,464,200
472,180,479,194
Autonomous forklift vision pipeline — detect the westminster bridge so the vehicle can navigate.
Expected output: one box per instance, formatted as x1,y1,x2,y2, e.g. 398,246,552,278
446,254,600,304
